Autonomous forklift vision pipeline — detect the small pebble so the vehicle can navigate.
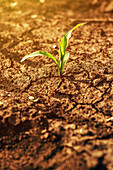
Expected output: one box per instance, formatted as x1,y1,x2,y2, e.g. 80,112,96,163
29,96,34,101
53,45,57,48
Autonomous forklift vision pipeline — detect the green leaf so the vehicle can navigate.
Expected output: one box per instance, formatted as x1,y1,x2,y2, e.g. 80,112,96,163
58,57,61,69
21,51,58,67
59,35,67,59
60,52,69,75
59,23,86,59
60,36,67,57
58,39,62,58
65,22,86,43
63,52,69,66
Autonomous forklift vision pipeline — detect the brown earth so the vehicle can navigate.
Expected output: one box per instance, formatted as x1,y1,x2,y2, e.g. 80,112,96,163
0,0,113,169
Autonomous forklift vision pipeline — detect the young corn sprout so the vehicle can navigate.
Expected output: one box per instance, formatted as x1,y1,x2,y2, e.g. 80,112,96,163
21,23,86,77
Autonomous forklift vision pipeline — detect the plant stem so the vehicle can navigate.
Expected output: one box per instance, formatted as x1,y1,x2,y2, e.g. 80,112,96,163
60,60,63,76
58,70,62,78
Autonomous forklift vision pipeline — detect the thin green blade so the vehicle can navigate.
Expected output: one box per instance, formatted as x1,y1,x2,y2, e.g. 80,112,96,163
58,39,62,59
65,22,86,42
61,52,69,74
21,51,58,66
58,57,61,69
59,34,67,59
59,23,86,59
60,36,67,57
63,52,69,66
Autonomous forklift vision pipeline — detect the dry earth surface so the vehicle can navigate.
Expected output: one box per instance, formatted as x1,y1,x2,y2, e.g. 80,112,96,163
0,0,113,169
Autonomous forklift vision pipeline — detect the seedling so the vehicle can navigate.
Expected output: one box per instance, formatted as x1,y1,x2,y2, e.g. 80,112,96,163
21,23,86,77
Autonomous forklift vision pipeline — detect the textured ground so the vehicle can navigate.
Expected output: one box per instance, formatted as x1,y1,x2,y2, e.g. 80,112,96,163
0,0,113,169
